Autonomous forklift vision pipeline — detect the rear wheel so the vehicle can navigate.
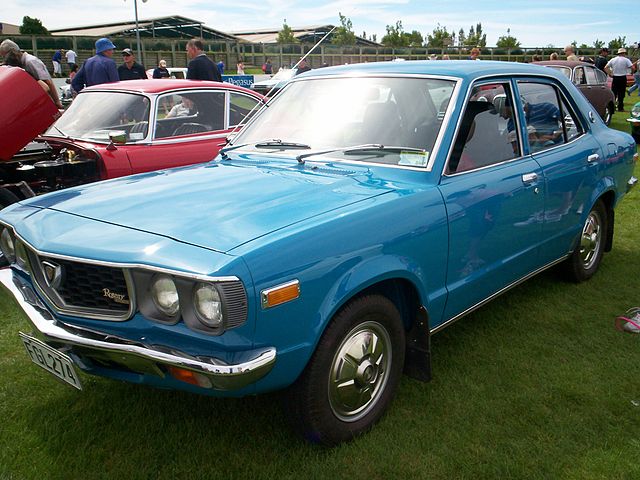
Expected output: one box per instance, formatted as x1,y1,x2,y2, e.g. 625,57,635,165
563,200,607,282
287,294,405,445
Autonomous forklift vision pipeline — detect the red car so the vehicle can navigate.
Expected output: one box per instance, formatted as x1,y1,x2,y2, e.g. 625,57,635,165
0,66,265,207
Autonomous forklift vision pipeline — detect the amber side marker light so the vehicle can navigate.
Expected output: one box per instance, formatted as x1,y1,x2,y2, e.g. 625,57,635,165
261,280,300,309
167,366,212,388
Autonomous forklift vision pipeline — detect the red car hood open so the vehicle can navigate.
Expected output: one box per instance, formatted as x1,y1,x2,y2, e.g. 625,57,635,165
0,66,60,160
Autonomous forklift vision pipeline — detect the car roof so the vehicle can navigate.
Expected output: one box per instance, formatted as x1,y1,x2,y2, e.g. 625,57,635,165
297,60,566,82
83,79,261,96
533,60,595,68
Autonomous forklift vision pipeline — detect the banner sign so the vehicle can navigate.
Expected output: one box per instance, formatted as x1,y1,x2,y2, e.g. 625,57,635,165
222,75,254,88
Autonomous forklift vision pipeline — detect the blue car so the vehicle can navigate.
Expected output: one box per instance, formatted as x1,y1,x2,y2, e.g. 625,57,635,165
1,61,636,445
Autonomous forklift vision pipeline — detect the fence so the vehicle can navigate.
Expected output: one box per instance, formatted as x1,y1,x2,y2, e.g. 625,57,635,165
0,34,622,74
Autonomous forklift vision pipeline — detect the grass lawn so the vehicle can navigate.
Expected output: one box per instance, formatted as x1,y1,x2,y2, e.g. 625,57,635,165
1,96,639,480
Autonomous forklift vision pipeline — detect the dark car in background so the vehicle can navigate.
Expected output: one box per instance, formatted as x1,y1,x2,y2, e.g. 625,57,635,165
534,61,616,125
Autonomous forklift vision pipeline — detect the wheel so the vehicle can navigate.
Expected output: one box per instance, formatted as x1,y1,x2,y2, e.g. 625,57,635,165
563,200,607,282
287,294,406,445
603,103,614,126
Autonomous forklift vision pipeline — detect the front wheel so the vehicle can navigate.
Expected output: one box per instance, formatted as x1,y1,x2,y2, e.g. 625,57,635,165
563,200,607,282
287,294,405,445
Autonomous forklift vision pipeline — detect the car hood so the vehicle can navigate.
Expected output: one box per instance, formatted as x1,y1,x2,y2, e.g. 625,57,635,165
25,158,394,253
0,66,60,160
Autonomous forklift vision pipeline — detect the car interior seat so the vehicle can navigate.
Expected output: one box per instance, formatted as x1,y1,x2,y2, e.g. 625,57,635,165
171,123,211,136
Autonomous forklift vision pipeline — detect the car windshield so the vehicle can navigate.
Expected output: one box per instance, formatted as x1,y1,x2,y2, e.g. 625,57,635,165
233,76,455,167
47,92,151,142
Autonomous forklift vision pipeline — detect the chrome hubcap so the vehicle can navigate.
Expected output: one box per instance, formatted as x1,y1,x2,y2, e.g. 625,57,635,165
579,210,602,269
328,321,391,422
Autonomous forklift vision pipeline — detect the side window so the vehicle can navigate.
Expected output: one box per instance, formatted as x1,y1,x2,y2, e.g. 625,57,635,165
574,67,586,85
594,68,608,85
154,91,225,139
584,67,598,85
229,93,261,127
447,82,520,174
517,82,583,153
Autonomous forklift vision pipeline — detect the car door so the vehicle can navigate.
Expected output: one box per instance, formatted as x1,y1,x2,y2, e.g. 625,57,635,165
438,80,544,320
125,90,230,174
515,79,602,265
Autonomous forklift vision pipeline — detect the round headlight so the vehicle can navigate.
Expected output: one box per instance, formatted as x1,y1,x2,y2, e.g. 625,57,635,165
0,228,16,264
194,283,223,328
151,274,180,317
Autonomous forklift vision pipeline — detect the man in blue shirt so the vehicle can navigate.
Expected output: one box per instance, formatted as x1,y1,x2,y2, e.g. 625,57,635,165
71,38,119,93
186,39,221,82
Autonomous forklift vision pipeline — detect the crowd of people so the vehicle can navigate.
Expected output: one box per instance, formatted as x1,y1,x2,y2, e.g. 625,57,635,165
2,35,638,113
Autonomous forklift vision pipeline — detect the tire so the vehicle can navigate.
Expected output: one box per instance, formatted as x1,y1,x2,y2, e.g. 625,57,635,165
286,294,405,446
0,188,19,210
563,200,607,282
603,103,614,126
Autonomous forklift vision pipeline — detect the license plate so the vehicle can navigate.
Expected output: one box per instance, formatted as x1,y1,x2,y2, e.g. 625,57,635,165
19,332,82,390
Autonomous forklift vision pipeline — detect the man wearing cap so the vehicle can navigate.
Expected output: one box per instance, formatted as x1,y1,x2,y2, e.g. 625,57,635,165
594,47,609,72
153,59,170,78
185,39,221,82
71,37,119,93
118,49,146,81
0,39,63,109
605,48,635,111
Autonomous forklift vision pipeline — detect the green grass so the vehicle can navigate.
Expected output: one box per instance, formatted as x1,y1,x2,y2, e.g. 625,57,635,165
1,97,639,480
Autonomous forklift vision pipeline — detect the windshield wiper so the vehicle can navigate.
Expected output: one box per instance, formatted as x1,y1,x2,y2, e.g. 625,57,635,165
296,144,426,164
219,139,311,160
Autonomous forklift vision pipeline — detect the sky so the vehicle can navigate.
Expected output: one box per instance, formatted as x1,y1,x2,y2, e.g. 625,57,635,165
3,0,637,47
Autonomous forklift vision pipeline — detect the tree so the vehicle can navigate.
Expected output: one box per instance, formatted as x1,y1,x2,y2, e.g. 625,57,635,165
593,39,605,49
276,20,297,44
427,24,454,48
332,12,356,46
381,21,407,47
457,28,466,47
496,28,520,49
463,23,486,47
407,30,424,47
19,16,48,35
608,36,627,50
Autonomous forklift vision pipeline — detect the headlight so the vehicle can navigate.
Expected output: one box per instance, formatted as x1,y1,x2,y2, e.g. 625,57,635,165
193,283,223,328
0,228,16,264
14,239,29,271
150,274,180,316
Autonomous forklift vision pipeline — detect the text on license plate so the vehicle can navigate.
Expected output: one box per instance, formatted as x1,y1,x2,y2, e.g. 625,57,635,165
19,332,82,390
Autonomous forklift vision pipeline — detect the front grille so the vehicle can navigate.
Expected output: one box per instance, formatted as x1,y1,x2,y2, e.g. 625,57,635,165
28,249,133,320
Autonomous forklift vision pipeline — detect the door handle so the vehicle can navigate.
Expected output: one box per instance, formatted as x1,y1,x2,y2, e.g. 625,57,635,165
587,153,600,163
522,172,538,184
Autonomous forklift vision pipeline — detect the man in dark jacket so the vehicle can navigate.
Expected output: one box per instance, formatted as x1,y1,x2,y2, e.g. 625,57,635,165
594,47,609,72
118,48,146,80
72,37,119,93
186,39,221,82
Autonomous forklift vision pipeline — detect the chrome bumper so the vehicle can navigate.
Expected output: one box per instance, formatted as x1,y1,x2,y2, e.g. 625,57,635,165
0,269,276,391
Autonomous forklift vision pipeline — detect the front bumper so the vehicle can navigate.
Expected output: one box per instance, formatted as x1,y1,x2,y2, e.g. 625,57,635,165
0,268,276,391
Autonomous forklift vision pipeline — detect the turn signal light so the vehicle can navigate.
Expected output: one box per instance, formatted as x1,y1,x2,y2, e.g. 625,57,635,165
167,366,212,388
261,280,300,309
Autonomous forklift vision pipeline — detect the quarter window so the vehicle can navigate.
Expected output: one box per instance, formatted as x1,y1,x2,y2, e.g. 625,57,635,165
229,93,261,127
584,67,598,85
447,83,520,174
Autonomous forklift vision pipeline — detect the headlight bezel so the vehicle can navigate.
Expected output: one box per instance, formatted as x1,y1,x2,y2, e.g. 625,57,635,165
150,273,180,318
192,283,225,329
0,227,16,264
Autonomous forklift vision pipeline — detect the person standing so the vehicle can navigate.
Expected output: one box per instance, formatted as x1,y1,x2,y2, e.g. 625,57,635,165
606,48,635,111
594,47,609,71
186,39,221,82
71,37,119,93
65,48,77,71
469,47,480,60
216,60,225,76
628,58,640,97
237,60,245,75
564,45,579,61
118,48,146,80
152,59,170,78
262,59,272,74
0,39,63,108
52,49,63,77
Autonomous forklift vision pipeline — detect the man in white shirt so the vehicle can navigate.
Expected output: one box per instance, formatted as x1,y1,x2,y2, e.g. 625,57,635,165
65,49,77,71
606,48,635,111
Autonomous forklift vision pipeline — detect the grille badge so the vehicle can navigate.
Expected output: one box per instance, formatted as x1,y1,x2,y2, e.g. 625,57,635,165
102,288,130,305
41,261,63,289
